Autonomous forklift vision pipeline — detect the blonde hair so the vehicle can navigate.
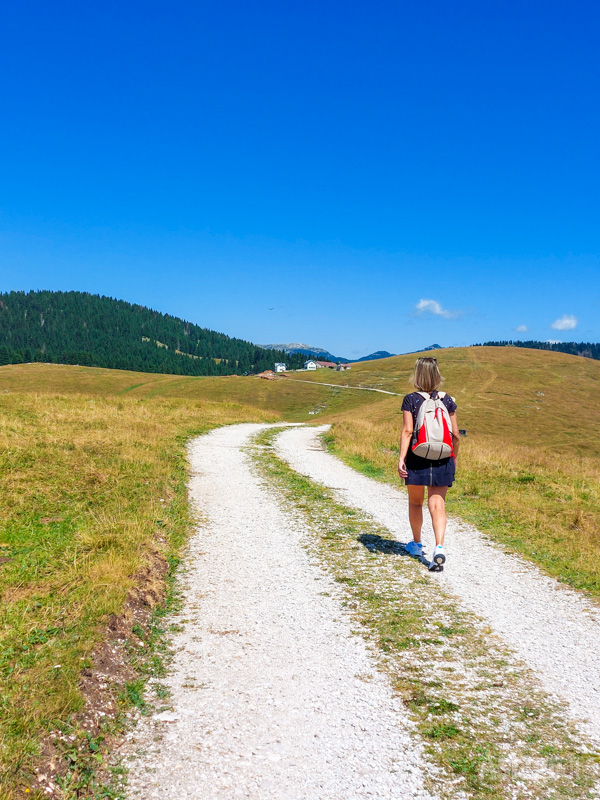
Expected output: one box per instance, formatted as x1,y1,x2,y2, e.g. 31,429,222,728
410,357,443,393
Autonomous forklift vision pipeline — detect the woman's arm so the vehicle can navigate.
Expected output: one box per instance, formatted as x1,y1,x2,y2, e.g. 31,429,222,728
398,409,414,479
450,412,460,463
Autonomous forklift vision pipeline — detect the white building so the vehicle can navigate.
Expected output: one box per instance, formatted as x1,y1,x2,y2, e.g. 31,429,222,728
274,362,287,373
304,359,318,370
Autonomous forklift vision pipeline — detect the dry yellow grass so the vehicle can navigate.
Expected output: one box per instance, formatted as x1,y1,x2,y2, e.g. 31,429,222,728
2,346,599,796
0,388,277,797
0,362,377,421
0,363,379,797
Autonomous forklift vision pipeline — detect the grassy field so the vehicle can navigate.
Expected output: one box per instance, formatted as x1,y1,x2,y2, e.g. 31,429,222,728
0,365,380,798
317,347,600,596
0,394,264,798
0,363,384,420
1,346,599,796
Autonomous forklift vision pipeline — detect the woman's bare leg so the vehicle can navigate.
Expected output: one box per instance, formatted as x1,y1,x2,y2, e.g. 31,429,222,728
427,486,448,546
407,485,425,542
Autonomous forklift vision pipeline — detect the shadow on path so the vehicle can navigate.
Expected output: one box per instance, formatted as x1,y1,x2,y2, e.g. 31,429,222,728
358,533,442,571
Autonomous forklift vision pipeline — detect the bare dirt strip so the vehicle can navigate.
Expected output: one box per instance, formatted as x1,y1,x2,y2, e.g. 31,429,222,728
275,424,600,746
124,424,435,800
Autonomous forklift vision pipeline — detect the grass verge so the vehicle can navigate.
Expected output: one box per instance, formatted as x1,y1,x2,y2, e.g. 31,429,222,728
252,427,600,800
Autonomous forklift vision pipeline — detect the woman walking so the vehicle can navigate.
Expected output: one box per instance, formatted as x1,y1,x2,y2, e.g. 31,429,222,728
398,357,460,571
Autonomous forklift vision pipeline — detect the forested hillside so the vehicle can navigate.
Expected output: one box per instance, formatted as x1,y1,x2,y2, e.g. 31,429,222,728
0,291,306,375
478,339,600,360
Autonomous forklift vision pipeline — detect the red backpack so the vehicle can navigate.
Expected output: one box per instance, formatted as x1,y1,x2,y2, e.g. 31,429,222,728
412,391,454,460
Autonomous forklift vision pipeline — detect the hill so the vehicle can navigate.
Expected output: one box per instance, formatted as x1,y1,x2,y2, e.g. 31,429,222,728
303,344,600,450
3,346,600,601
0,290,308,375
353,350,396,362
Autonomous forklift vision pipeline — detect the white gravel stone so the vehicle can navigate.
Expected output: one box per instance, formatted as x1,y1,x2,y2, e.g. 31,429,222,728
275,424,600,745
125,424,436,799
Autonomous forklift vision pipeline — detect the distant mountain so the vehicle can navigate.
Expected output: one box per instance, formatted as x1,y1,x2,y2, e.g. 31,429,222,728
354,344,443,360
353,351,396,362
257,343,350,363
259,341,447,363
0,291,308,375
399,344,444,355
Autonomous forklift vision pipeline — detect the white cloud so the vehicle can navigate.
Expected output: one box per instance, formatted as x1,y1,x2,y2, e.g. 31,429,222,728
551,314,577,331
515,324,528,332
546,339,561,344
415,298,462,319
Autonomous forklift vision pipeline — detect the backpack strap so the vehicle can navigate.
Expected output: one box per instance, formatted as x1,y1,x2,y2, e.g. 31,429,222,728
417,391,445,400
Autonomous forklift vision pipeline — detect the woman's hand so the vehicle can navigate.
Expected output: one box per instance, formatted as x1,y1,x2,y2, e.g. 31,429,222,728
398,459,408,479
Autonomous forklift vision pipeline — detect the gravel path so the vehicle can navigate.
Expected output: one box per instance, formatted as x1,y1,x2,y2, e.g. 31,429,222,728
275,425,600,745
125,424,436,800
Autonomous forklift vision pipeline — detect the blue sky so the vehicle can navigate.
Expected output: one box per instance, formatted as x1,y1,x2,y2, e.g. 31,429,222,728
1,1,598,357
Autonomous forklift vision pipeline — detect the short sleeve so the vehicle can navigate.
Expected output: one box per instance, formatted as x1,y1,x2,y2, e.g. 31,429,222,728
443,394,457,414
401,393,415,413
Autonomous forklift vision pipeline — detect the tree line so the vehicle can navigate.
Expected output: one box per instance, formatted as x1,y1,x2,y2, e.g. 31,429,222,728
475,340,600,361
0,291,309,375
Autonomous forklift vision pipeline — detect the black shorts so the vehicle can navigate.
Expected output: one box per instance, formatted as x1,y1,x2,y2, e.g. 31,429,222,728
405,453,455,487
